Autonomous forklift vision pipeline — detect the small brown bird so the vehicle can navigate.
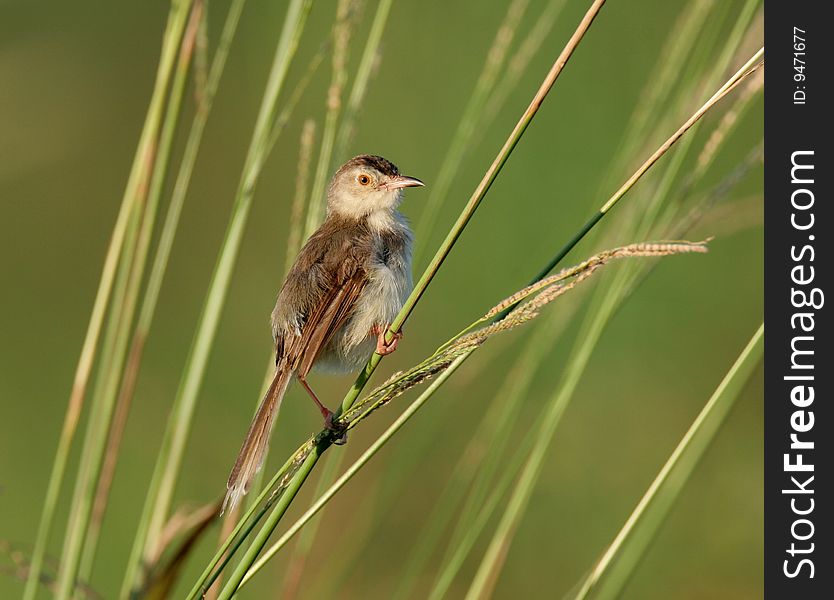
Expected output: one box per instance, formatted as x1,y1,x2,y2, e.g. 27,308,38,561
224,154,423,510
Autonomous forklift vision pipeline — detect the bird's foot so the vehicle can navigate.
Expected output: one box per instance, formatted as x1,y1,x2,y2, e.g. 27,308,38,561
324,410,348,445
373,324,402,356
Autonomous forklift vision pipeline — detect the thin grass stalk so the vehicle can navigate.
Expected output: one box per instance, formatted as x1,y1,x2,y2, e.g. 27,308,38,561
412,0,532,263
81,0,248,574
120,1,313,595
76,4,205,581
21,3,195,596
212,5,608,595
238,355,467,589
332,0,396,161
573,324,764,600
303,0,355,236
463,50,764,600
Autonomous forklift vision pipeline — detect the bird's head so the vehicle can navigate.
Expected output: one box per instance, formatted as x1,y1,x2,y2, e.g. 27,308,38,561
327,154,424,220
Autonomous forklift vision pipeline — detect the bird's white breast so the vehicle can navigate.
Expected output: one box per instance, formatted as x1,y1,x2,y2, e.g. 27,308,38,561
316,211,413,372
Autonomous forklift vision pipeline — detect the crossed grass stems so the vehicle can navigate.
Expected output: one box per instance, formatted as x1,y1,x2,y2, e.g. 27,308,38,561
17,0,764,598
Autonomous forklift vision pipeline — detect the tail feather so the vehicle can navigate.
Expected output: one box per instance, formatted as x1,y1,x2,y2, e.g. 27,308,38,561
223,367,292,512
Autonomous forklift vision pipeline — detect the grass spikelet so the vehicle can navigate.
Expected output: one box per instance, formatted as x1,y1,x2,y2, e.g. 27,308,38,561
485,240,709,320
344,239,709,431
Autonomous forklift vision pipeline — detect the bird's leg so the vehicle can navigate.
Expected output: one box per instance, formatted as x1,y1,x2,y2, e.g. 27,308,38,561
297,375,347,443
298,375,333,423
373,323,402,356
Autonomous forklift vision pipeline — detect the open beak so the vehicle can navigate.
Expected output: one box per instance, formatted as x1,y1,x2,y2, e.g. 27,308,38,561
384,175,425,190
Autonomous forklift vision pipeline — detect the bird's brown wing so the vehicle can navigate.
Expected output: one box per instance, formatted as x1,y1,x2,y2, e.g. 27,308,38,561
292,265,367,377
276,249,367,377
273,217,374,376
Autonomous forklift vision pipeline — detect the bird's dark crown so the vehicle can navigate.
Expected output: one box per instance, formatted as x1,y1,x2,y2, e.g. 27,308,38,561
338,154,400,178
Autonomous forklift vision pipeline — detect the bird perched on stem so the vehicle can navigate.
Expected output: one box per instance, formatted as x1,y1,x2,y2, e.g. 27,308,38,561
224,154,424,510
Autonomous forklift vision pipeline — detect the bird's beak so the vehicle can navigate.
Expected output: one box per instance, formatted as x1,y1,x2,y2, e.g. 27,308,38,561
383,175,425,190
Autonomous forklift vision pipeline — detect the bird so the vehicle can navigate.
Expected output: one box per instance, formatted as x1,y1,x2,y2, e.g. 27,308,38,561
224,154,424,511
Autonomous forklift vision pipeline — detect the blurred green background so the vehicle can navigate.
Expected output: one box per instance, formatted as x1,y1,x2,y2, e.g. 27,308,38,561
1,0,762,598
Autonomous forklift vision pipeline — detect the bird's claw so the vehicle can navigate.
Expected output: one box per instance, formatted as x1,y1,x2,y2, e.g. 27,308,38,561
374,325,402,356
324,411,348,445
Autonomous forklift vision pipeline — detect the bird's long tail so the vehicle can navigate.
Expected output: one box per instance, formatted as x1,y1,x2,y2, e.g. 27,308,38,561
224,365,292,512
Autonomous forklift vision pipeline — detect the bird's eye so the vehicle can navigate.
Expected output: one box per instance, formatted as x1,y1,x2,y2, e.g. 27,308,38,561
357,173,372,186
